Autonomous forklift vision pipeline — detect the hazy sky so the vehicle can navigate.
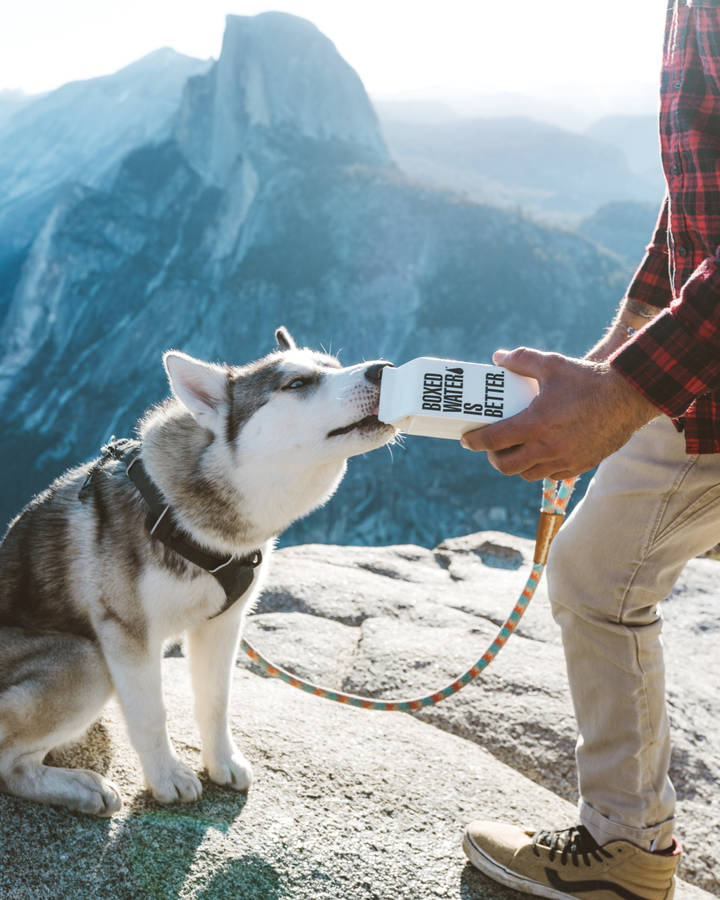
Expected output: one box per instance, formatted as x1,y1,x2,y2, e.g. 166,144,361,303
1,0,666,100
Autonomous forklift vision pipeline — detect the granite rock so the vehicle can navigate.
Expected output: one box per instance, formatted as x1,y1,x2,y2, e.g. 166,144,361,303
246,532,719,895
0,531,716,897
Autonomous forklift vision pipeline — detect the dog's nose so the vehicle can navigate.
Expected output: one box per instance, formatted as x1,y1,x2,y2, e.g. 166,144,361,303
364,362,394,385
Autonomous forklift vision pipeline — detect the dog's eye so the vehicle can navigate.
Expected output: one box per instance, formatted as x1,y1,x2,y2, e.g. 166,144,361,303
284,377,308,390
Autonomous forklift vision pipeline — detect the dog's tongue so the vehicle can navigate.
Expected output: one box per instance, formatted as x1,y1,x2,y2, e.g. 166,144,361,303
372,406,379,416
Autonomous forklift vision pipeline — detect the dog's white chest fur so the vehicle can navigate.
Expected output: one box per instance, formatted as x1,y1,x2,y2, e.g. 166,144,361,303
0,327,396,817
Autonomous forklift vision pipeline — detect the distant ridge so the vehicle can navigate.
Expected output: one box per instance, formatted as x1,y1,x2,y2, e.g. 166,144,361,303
0,47,212,255
379,113,659,221
0,13,627,547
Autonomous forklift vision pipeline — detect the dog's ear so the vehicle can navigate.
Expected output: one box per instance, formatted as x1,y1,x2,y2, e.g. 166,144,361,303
164,351,227,430
275,326,296,351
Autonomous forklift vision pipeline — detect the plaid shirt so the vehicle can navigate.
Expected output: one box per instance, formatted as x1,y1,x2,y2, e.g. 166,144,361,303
610,0,720,453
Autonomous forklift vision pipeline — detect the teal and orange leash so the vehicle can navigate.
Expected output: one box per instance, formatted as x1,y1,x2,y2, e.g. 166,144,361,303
239,477,576,712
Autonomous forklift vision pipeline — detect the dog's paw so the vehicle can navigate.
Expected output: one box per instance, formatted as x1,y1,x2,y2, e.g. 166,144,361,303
206,752,253,792
64,769,123,817
148,760,203,804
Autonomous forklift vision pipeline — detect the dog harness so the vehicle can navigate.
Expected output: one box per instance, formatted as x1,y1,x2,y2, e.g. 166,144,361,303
79,439,262,618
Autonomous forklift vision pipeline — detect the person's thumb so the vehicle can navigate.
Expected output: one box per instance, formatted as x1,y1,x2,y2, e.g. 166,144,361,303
492,346,549,381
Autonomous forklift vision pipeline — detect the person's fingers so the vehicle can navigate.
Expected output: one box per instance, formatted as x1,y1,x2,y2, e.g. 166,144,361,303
486,443,554,476
462,400,548,452
492,346,553,381
519,468,549,482
461,417,526,452
518,463,564,482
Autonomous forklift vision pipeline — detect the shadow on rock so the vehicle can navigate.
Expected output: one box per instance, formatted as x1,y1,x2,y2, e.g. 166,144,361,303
106,782,249,897
195,854,283,899
0,776,251,898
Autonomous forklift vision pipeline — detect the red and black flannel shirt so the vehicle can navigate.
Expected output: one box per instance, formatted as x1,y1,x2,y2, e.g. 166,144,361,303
610,0,720,453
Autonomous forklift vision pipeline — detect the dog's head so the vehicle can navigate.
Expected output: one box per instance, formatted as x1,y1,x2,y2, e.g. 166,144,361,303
163,327,397,469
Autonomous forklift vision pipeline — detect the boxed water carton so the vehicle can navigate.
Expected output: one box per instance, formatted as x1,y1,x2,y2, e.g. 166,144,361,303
378,357,538,440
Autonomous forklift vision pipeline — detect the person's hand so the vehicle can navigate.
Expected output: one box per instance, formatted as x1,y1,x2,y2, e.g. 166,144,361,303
461,347,659,480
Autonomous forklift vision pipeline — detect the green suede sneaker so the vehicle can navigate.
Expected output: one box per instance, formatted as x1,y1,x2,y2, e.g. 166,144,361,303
463,821,681,900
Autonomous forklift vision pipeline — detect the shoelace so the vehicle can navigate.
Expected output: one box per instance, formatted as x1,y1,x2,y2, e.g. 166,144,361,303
532,826,613,867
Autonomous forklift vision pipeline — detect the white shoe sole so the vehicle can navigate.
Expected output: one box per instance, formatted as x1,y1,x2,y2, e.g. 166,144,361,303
462,829,579,899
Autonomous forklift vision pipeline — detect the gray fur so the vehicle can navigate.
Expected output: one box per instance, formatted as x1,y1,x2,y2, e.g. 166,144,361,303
1,469,90,638
225,360,286,447
142,401,250,541
275,326,296,351
0,331,396,817
224,350,341,447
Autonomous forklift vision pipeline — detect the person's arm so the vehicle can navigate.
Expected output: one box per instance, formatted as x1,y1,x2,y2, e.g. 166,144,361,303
460,348,658,481
586,298,664,364
463,262,720,479
459,199,673,480
591,189,720,415
611,249,720,416
587,197,671,364
463,197,720,478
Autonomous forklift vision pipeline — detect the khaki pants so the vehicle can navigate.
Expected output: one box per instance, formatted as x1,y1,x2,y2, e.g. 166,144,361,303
547,416,720,851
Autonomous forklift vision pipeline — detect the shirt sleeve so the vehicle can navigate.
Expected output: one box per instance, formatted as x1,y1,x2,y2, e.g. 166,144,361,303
623,196,672,310
611,250,720,417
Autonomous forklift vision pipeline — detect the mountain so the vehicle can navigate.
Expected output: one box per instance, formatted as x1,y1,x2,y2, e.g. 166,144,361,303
0,48,212,262
586,114,664,194
579,201,660,268
580,117,666,262
0,13,628,548
378,115,659,222
374,81,660,132
0,89,32,127
174,12,386,189
372,98,464,124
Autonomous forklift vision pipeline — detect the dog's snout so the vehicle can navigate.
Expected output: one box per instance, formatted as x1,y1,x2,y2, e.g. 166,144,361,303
364,362,394,385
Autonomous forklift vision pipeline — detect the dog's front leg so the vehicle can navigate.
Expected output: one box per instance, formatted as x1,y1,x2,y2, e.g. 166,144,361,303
104,642,202,804
187,611,252,792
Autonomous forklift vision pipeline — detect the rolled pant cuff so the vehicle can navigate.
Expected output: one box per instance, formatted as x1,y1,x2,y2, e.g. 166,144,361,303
580,800,675,852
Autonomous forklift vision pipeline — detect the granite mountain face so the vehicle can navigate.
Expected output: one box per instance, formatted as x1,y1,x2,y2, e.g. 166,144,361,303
0,49,212,266
0,13,627,546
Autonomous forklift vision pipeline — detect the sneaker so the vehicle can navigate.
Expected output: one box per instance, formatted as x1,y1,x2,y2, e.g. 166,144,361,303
462,821,681,900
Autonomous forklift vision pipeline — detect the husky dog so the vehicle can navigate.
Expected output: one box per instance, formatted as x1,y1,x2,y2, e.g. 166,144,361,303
0,328,395,816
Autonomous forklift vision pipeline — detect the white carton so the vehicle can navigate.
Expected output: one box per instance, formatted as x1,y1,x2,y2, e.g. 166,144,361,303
378,357,538,440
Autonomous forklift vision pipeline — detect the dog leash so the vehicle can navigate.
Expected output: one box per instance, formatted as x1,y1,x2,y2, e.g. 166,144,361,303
239,477,576,711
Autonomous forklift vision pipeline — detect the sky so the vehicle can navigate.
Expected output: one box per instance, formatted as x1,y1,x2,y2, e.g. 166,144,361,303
1,0,666,104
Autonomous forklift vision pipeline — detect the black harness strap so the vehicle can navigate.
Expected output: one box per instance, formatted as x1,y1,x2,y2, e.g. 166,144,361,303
80,438,262,618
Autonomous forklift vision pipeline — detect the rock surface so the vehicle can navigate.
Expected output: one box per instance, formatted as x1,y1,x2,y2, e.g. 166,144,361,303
244,532,720,896
0,532,716,898
0,661,712,900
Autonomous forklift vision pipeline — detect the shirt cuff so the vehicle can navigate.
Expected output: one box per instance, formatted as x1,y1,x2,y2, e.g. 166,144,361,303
611,306,720,418
624,245,672,310
623,198,672,309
